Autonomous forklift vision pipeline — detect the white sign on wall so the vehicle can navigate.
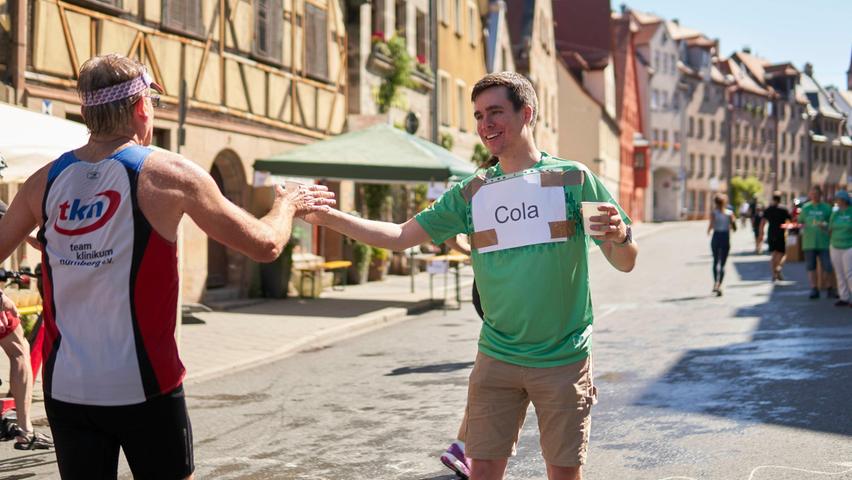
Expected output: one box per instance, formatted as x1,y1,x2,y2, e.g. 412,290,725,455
471,172,568,253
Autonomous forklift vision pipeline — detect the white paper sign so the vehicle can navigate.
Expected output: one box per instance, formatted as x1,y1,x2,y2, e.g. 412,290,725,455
427,260,449,274
427,182,447,200
471,172,568,253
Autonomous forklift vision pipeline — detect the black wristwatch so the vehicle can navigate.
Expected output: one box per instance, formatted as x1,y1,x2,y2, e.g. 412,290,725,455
615,225,633,246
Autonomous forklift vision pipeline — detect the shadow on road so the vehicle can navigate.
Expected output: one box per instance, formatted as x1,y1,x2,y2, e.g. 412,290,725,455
732,259,772,281
386,362,475,376
634,253,852,436
0,450,56,475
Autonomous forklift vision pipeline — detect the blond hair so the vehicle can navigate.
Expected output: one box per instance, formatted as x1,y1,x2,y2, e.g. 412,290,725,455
77,54,147,135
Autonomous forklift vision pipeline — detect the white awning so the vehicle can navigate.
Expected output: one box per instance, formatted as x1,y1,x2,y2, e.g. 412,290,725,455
0,103,89,183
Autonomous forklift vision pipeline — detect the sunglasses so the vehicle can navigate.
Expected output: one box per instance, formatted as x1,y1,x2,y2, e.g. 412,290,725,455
146,92,162,108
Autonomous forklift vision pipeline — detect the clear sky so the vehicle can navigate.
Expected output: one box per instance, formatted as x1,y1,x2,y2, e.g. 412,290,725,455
622,0,851,90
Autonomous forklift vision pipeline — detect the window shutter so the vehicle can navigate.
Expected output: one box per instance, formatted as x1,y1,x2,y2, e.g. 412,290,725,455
162,0,185,30
254,0,270,57
271,0,284,63
305,4,328,80
187,0,203,36
162,0,203,36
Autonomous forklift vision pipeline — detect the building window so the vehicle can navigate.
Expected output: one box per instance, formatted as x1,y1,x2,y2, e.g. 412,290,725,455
709,120,716,141
304,4,329,80
710,155,716,177
438,0,447,23
395,0,407,37
697,118,704,139
689,154,695,177
163,0,204,37
439,74,451,126
735,155,740,171
75,0,123,10
653,129,659,148
457,81,468,131
416,10,428,61
688,116,694,137
372,0,386,35
468,3,477,46
454,0,463,35
652,90,659,111
699,154,705,177
781,161,787,179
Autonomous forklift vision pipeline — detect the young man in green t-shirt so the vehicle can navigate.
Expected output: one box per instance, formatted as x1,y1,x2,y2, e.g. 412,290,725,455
305,72,638,480
800,186,837,299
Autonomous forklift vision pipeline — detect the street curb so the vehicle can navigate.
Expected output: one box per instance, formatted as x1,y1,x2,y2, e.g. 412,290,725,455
185,278,475,386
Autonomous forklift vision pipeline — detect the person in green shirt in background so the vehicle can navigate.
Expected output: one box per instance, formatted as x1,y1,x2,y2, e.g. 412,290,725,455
303,72,638,480
800,186,837,299
828,190,852,307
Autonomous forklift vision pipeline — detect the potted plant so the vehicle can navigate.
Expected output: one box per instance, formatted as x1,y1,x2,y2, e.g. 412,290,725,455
347,240,372,285
368,246,390,281
258,239,296,298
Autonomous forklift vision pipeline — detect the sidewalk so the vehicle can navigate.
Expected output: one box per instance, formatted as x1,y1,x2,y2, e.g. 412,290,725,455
5,262,476,423
4,220,675,423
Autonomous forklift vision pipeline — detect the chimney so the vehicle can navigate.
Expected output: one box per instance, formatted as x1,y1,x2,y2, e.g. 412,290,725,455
742,46,751,54
672,18,679,25
804,62,813,77
620,3,627,14
847,47,851,90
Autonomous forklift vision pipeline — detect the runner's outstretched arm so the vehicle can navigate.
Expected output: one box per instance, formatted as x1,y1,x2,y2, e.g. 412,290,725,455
166,155,335,262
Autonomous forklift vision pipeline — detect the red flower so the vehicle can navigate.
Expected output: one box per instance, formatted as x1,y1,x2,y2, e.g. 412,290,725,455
371,31,386,43
416,54,427,65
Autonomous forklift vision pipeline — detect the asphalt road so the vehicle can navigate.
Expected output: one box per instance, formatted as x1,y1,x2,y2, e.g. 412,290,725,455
1,221,850,479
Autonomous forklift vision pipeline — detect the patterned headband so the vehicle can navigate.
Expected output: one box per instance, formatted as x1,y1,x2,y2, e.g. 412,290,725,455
80,71,164,107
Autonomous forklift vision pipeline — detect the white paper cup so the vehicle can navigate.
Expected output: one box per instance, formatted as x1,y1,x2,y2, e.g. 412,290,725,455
581,201,613,236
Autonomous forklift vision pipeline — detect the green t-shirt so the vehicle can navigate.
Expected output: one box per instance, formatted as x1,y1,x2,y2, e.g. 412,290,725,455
415,153,630,368
829,207,852,249
801,202,832,250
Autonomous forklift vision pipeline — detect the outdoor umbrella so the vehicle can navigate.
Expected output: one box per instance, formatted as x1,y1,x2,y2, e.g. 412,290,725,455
0,103,90,182
254,123,477,183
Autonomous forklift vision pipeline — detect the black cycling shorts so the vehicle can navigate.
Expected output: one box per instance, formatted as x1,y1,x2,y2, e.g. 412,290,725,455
767,234,786,254
45,385,194,480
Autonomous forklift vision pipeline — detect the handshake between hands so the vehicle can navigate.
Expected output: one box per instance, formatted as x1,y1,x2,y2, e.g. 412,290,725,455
276,183,337,219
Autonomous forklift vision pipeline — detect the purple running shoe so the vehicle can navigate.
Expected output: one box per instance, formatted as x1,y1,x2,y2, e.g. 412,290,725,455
440,442,470,479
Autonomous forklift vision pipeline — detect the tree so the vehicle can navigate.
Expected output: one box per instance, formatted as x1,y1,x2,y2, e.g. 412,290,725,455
729,175,763,210
471,143,490,167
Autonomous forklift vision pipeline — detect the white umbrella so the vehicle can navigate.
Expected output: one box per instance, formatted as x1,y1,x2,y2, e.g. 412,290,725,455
0,103,89,182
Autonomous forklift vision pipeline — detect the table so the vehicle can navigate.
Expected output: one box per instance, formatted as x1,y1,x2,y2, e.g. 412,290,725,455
297,260,353,298
411,252,470,309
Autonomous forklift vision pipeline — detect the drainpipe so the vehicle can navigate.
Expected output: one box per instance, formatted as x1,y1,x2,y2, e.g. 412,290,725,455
771,95,779,193
430,0,438,143
724,88,734,199
10,0,27,104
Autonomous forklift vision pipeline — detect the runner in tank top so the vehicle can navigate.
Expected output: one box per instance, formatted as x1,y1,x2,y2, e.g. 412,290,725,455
707,195,736,296
0,54,334,480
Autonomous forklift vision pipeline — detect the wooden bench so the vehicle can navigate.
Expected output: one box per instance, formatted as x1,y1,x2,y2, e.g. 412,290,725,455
296,260,353,298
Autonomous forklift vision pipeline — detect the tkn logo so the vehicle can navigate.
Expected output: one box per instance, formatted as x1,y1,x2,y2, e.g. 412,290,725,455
54,190,121,236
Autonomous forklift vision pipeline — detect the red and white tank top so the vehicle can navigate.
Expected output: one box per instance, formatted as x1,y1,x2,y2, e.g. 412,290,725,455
39,145,184,406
